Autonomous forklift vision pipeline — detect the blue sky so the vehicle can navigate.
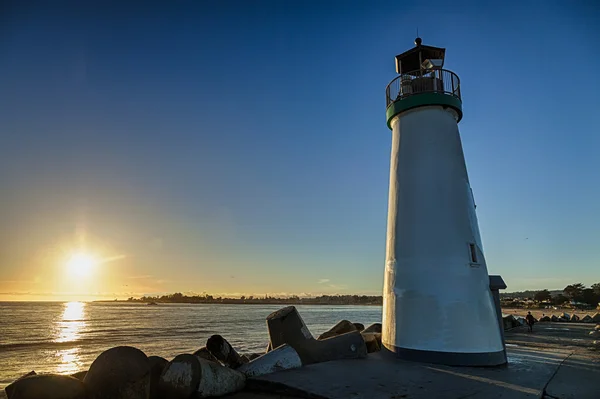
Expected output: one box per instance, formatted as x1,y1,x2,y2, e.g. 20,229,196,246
0,1,598,299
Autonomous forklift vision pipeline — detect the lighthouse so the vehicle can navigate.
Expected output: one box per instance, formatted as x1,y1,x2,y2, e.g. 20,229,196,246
381,38,506,366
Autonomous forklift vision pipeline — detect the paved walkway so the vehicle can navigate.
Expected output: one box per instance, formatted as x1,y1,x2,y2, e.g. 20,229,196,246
236,322,599,399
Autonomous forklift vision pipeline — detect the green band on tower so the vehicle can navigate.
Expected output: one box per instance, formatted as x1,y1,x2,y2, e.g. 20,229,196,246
386,92,463,129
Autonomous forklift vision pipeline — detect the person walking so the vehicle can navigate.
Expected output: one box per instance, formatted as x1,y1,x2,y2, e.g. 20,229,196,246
525,311,535,332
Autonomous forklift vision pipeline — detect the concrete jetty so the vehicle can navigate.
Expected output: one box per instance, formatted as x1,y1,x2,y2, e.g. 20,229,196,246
229,322,600,399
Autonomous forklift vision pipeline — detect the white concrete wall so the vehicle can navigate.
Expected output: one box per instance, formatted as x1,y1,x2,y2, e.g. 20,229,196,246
382,105,503,354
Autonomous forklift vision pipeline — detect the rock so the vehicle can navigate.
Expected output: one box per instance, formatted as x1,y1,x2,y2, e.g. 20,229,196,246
595,324,600,331
266,306,313,349
159,354,201,399
353,323,365,331
516,317,526,326
6,374,85,399
361,332,381,353
592,312,600,322
69,371,87,381
5,372,36,398
148,356,168,399
539,315,551,322
206,335,246,368
295,330,368,364
560,312,571,321
570,314,580,322
581,315,593,323
502,315,517,329
318,320,357,340
247,353,262,360
266,306,367,365
237,344,302,378
589,330,600,338
196,357,245,397
363,323,382,334
551,315,559,322
193,347,218,363
84,346,150,399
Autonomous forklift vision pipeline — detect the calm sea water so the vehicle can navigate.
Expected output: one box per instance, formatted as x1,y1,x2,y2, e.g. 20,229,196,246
0,301,381,389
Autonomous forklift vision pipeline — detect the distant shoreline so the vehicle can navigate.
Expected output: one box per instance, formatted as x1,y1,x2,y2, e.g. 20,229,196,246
94,300,382,306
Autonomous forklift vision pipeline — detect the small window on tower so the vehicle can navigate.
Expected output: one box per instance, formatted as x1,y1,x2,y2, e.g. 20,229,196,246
469,243,478,264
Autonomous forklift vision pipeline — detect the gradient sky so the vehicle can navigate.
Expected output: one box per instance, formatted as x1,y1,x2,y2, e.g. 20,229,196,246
1,1,599,300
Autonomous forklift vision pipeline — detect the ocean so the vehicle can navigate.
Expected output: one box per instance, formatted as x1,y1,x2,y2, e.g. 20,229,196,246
0,301,382,389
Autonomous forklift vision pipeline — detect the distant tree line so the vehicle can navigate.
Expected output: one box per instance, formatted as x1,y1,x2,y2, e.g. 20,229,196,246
501,283,600,309
127,293,383,306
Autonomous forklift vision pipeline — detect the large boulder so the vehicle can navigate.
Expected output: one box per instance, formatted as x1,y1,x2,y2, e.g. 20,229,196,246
206,335,246,368
570,314,580,322
318,320,357,340
6,375,85,399
595,324,600,331
589,330,600,338
581,315,593,323
159,354,201,399
5,372,36,398
502,315,517,329
70,371,87,381
236,344,301,378
353,323,365,332
361,332,382,353
560,312,571,321
196,358,245,397
84,346,150,399
515,317,526,326
193,347,218,363
363,323,382,334
551,315,559,322
539,315,551,322
592,312,600,322
148,356,168,399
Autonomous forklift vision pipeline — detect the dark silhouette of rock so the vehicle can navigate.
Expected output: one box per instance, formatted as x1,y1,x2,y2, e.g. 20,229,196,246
560,312,571,321
551,315,559,322
592,312,600,322
159,354,201,399
266,306,367,365
581,315,593,323
362,332,382,353
266,306,313,349
318,320,357,340
84,346,150,399
570,314,580,322
353,323,365,331
5,372,36,398
363,323,382,334
248,353,262,360
69,371,87,381
193,347,218,363
206,335,245,368
148,356,168,399
539,315,551,322
7,374,85,399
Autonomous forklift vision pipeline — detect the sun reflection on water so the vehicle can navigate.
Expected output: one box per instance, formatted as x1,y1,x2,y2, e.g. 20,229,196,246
54,302,87,375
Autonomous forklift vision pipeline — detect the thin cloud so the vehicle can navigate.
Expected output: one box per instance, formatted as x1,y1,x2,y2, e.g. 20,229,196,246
317,279,330,284
127,275,154,280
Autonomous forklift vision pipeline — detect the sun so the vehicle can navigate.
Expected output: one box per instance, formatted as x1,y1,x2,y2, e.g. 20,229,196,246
66,252,97,278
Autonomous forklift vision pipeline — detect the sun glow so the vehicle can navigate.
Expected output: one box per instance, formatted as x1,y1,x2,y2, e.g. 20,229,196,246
66,252,97,278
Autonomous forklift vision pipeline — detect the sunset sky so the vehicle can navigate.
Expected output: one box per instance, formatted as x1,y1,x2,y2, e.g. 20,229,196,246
1,2,599,301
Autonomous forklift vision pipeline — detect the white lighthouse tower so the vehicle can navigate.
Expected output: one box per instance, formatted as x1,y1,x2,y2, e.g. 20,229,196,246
381,38,506,366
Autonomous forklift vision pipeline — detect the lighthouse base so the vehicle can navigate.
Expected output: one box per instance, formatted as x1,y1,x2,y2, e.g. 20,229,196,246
384,345,507,367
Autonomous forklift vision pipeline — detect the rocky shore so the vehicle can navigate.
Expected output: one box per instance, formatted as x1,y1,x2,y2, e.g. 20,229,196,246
1,306,382,399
